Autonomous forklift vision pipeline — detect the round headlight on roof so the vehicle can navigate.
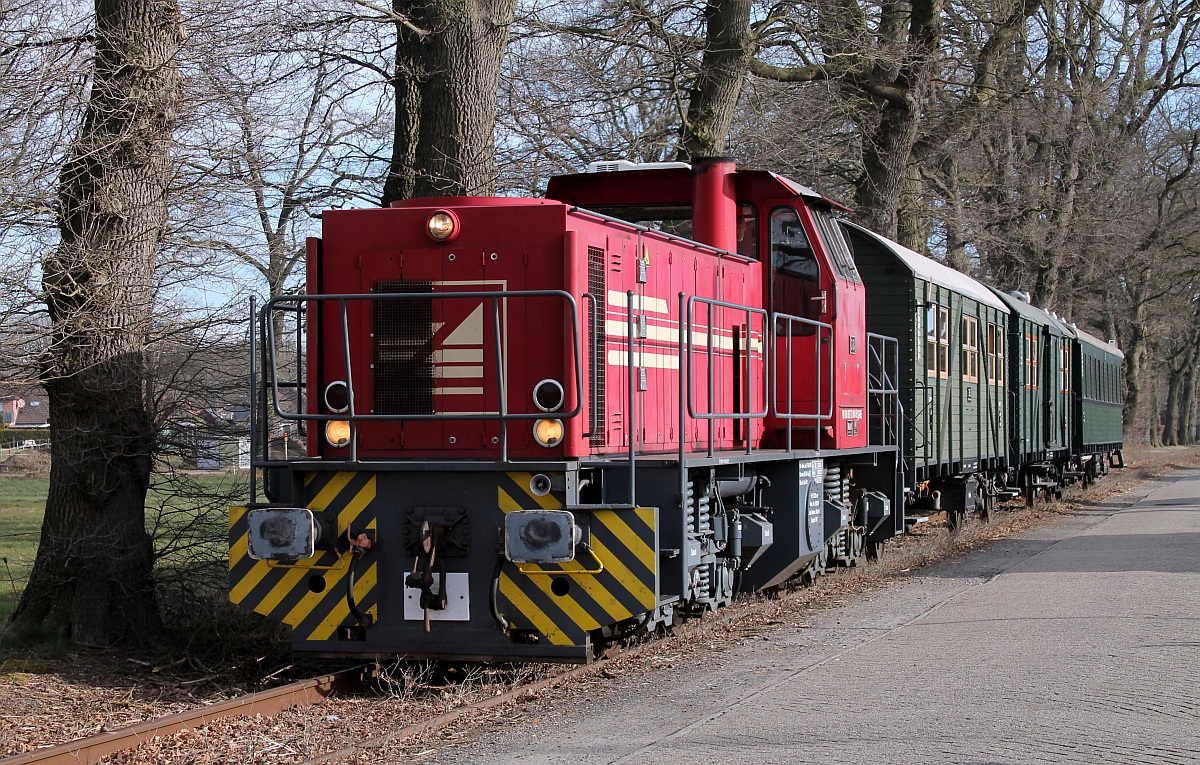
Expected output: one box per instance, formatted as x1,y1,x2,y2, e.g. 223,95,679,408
427,210,459,242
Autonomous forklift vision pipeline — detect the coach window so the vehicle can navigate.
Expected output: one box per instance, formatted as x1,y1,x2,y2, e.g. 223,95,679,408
1059,345,1070,393
926,305,950,378
962,315,980,383
1025,333,1039,390
987,322,1004,386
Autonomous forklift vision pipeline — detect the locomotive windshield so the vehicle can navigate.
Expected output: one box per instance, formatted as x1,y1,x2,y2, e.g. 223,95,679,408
587,203,693,237
811,208,862,284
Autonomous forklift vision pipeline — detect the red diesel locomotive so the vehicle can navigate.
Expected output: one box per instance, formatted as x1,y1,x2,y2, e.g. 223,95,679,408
229,158,910,661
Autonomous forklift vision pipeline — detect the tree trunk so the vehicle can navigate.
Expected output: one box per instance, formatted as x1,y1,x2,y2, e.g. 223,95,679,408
676,0,754,161
382,0,516,203
382,2,423,205
1120,298,1147,436
13,0,180,646
1162,369,1182,446
1178,361,1196,445
939,157,971,273
856,100,922,240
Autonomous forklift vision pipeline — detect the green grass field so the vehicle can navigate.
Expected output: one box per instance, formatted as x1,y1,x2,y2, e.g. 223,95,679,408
0,473,248,625
0,480,45,624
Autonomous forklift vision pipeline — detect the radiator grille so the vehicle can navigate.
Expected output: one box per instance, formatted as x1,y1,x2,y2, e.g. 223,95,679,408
587,247,607,446
373,280,434,415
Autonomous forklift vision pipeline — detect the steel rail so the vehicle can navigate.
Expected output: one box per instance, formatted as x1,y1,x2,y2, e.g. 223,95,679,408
299,662,603,765
0,665,375,765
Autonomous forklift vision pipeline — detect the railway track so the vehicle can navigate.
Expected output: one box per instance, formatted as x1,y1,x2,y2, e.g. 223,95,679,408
0,665,376,765
0,658,603,765
5,483,1127,765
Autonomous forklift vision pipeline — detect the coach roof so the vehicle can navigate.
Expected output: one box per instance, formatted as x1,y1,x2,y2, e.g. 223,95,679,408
842,221,1007,311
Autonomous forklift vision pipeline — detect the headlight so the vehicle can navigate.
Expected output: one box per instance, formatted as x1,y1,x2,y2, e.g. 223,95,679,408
427,210,459,242
246,507,318,561
533,378,564,412
532,418,564,447
325,420,351,447
504,510,578,564
323,380,350,413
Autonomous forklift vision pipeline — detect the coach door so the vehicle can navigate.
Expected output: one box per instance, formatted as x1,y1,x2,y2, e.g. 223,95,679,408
768,206,832,430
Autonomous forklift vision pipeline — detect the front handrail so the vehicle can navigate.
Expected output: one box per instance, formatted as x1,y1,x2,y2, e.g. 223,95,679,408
581,292,600,439
257,290,584,465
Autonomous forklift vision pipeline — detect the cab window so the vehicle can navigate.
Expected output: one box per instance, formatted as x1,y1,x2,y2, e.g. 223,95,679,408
737,203,758,260
770,208,817,281
770,207,822,330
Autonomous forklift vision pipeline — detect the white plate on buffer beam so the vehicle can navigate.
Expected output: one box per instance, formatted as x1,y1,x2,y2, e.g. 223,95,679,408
403,572,470,621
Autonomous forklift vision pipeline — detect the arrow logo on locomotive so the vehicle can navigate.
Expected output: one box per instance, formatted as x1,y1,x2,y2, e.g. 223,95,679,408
432,302,486,396
372,279,505,407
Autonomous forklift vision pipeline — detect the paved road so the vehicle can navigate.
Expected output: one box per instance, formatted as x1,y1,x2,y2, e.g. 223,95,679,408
422,469,1200,765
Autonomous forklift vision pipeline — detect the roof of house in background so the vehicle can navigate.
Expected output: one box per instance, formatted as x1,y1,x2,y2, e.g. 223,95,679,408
1,383,50,427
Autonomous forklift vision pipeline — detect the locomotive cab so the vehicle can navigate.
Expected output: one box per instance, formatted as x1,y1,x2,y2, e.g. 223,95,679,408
546,159,868,450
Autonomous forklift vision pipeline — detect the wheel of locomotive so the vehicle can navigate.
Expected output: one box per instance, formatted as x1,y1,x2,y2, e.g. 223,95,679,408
865,538,887,562
798,563,818,586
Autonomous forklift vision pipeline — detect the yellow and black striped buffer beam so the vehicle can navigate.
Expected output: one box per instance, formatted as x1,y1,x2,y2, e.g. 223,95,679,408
496,471,659,646
229,471,378,641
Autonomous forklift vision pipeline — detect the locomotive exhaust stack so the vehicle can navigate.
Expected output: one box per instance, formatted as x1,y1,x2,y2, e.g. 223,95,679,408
691,157,738,252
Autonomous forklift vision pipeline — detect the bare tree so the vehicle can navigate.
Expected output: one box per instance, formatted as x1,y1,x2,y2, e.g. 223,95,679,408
382,0,518,202
966,0,1200,307
12,0,182,645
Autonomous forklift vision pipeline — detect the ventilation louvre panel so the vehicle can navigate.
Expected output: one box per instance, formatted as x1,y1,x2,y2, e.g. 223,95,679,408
587,247,607,446
373,280,434,415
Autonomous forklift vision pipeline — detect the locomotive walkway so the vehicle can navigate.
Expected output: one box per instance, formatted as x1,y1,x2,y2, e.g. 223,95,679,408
423,467,1200,765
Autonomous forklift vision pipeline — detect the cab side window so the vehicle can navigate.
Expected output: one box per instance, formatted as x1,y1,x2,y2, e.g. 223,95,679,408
771,208,817,282
737,203,759,260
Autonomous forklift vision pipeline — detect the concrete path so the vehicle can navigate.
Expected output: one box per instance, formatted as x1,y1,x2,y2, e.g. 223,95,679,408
422,469,1200,765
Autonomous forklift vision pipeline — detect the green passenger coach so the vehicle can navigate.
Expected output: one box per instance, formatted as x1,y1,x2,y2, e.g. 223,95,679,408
1073,326,1124,473
993,289,1078,498
843,222,1008,525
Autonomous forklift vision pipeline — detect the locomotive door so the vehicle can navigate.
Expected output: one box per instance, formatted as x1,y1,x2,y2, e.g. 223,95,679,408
768,206,832,431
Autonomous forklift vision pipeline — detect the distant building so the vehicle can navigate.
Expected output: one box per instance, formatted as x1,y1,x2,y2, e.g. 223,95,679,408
1,385,49,428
